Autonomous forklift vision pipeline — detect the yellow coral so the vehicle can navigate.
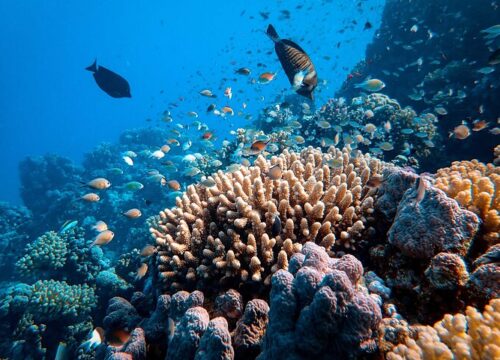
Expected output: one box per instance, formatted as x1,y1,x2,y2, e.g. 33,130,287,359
385,298,500,360
150,146,387,293
435,159,500,246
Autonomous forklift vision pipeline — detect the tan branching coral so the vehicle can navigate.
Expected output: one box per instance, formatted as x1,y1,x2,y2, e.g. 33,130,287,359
435,159,500,246
386,298,500,360
150,146,386,293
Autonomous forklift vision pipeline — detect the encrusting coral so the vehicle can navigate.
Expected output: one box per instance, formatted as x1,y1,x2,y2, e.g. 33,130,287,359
388,178,480,259
386,298,500,360
434,158,500,247
150,146,387,294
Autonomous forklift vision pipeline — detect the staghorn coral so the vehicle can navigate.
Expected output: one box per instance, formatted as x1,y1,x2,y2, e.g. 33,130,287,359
258,242,381,360
435,158,500,246
386,298,500,360
151,146,387,294
388,179,480,259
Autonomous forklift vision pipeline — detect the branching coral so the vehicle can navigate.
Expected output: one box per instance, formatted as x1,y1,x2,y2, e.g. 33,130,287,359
386,298,500,360
435,158,500,246
27,280,96,323
16,228,103,283
16,231,68,276
150,146,387,294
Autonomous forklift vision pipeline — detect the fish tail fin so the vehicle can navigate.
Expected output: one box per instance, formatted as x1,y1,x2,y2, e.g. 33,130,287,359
85,59,97,72
266,24,280,42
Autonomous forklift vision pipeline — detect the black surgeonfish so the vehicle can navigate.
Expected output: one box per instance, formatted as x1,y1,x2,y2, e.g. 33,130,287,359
266,24,317,100
86,60,131,98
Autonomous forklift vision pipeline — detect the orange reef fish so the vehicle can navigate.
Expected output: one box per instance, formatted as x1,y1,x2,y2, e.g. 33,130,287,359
258,72,276,84
266,24,317,99
167,180,181,191
250,140,270,152
92,230,114,246
123,208,142,219
81,193,100,202
82,177,111,190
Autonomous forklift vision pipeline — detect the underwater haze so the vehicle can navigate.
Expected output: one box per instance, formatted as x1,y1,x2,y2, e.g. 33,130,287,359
0,0,499,359
0,0,381,204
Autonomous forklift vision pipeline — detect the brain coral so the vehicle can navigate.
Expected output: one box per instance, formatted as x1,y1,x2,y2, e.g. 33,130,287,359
150,146,387,294
386,298,500,360
434,158,500,246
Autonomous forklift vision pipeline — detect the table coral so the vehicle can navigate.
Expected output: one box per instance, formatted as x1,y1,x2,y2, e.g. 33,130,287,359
151,146,387,294
258,242,381,359
435,158,500,246
386,298,500,360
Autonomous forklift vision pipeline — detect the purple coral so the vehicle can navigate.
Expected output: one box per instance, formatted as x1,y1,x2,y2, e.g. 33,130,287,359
259,242,381,359
233,299,269,358
214,289,244,322
103,297,142,335
166,306,210,360
195,317,234,360
103,327,146,360
388,181,479,259
375,167,418,221
424,252,469,290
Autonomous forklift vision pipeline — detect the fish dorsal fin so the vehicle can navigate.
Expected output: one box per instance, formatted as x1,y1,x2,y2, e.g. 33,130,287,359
266,24,280,42
85,59,97,72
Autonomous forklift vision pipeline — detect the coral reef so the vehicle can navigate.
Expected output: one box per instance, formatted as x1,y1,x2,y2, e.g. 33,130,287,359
385,298,500,360
434,158,500,247
387,178,480,259
259,242,382,359
151,146,387,295
336,0,499,169
16,227,104,283
0,202,33,280
0,280,96,358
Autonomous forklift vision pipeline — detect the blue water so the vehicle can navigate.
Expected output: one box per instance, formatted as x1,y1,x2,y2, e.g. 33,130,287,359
0,0,383,204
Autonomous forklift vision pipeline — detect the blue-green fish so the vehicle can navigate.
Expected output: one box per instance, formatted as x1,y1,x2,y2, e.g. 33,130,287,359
59,220,78,234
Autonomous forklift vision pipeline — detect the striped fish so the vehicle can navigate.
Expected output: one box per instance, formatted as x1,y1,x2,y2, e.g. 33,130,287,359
266,24,317,100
